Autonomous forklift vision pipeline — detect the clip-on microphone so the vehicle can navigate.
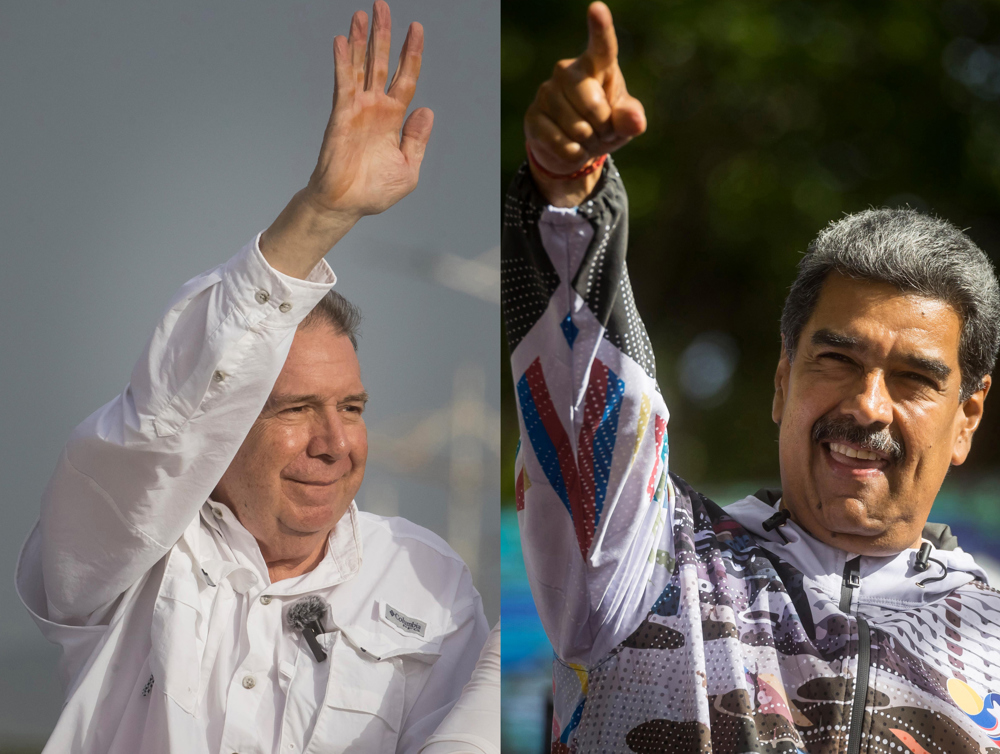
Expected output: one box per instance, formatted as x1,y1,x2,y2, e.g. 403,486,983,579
914,542,949,588
287,596,330,662
762,509,791,543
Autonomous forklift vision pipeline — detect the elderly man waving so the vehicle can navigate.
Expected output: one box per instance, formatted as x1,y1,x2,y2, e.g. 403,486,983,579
16,3,488,753
506,3,1000,753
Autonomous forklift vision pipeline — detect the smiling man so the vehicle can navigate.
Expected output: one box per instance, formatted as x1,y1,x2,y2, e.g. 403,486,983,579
212,319,371,584
774,230,992,559
505,4,1000,753
16,4,488,753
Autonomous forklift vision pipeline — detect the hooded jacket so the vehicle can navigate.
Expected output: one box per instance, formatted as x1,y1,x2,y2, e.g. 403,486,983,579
502,158,1000,753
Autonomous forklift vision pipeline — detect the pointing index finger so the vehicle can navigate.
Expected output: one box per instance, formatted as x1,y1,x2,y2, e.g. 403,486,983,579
585,2,618,73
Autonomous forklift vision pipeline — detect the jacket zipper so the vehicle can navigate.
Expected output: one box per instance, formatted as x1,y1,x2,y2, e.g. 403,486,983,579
840,555,870,754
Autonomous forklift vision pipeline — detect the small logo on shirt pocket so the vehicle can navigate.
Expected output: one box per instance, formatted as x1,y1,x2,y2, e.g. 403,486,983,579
384,604,426,637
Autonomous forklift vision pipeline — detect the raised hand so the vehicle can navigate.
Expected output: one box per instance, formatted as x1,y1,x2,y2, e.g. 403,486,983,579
261,1,433,279
524,2,645,206
307,1,433,217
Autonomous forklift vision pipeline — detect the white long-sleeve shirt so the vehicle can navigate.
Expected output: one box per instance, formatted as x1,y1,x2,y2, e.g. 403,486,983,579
16,237,489,754
419,622,500,754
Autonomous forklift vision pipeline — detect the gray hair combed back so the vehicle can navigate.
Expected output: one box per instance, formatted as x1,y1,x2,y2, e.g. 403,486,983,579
299,289,363,350
781,208,1000,402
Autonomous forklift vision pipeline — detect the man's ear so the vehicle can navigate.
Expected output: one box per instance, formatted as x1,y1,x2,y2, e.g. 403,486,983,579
952,374,991,465
773,337,791,425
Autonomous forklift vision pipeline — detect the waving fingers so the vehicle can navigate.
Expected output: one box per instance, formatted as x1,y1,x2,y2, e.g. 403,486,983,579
388,21,424,105
400,106,434,169
348,10,368,86
364,0,391,92
333,34,353,104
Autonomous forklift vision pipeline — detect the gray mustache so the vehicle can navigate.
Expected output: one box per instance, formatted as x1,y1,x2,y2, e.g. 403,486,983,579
811,414,905,466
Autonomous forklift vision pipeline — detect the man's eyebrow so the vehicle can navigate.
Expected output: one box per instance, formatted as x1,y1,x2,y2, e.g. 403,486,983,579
810,329,860,350
900,354,952,382
266,393,325,409
810,328,952,381
268,391,370,407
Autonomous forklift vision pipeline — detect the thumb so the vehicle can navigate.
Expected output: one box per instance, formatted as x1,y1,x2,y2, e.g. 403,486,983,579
611,94,646,138
586,2,618,73
400,106,434,168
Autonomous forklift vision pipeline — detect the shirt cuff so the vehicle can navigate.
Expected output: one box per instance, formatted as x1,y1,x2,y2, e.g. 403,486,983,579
221,232,337,330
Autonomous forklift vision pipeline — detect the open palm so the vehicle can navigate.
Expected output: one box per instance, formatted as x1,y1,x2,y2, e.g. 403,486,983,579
307,1,433,218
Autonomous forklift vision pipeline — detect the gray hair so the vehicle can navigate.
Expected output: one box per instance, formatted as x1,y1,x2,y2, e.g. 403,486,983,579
780,208,1000,402
298,289,363,351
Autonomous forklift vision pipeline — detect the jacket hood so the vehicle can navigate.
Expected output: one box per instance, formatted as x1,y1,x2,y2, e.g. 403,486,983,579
723,492,989,611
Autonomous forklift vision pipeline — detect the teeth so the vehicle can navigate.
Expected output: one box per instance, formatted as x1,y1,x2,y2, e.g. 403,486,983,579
829,442,880,461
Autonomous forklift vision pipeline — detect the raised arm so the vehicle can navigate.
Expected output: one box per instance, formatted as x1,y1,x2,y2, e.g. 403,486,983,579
262,1,432,278
523,2,644,207
504,3,675,667
33,1,433,620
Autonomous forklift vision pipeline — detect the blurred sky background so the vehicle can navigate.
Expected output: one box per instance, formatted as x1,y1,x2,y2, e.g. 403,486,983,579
0,1,498,750
501,0,1000,750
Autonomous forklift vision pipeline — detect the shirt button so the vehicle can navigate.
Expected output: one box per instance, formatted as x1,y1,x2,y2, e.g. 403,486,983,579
278,302,292,313
255,290,270,304
259,595,272,605
212,507,224,519
213,370,226,382
242,675,256,689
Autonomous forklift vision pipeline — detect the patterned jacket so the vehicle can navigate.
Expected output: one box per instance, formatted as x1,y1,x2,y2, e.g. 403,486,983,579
502,158,1000,754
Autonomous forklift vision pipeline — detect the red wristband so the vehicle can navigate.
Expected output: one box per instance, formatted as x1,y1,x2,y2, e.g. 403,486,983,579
526,145,608,181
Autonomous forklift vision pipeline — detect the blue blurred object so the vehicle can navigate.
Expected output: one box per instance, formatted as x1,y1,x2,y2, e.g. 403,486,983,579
501,508,553,752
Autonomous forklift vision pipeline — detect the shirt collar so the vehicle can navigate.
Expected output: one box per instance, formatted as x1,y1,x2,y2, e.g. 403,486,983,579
198,499,363,595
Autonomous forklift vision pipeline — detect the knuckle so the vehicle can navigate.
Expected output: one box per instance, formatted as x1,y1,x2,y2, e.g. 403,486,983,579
561,143,584,160
553,58,574,75
585,92,609,113
539,122,563,145
569,121,594,141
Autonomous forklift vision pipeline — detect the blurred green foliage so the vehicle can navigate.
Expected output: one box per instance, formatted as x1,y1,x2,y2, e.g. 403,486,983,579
501,0,1000,502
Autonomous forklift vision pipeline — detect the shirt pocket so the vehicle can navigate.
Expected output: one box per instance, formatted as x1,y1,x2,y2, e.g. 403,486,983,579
302,630,405,754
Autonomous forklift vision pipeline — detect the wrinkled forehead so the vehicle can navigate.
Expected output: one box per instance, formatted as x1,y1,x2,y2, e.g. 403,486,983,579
272,326,365,399
804,273,963,364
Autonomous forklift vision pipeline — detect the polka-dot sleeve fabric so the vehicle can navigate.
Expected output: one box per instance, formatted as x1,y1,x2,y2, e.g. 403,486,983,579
502,159,677,670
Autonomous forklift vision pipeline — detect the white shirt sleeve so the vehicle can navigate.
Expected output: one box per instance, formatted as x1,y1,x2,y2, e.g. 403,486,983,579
39,235,336,620
418,622,500,754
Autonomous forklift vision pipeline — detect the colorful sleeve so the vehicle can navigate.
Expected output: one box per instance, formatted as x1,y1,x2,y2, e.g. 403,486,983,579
502,160,676,666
